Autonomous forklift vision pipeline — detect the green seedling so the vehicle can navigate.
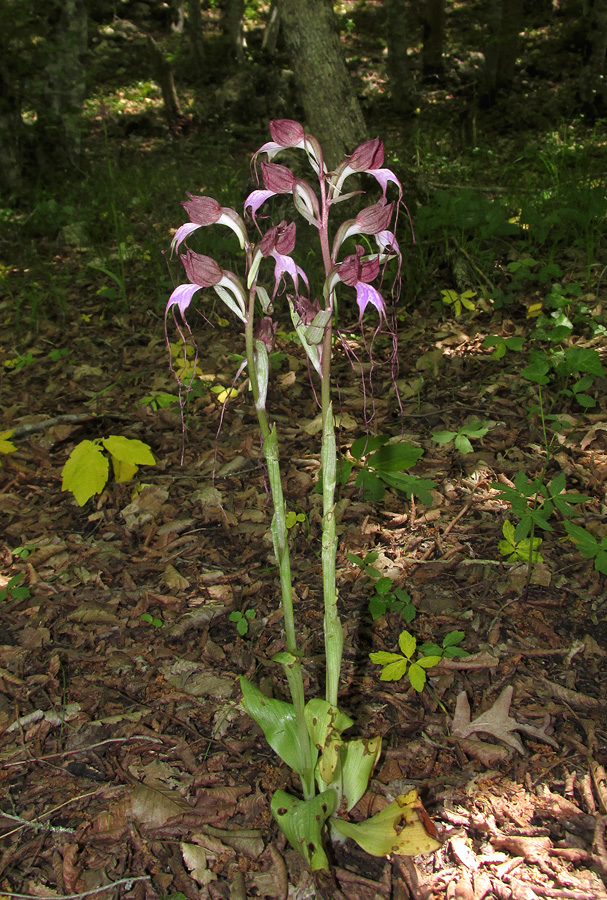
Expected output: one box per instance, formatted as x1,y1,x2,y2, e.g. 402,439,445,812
419,630,469,660
499,519,543,564
369,630,442,692
141,612,163,628
347,552,415,621
0,574,31,602
482,334,525,360
12,544,37,560
440,288,477,317
522,345,604,409
138,391,179,411
62,435,156,506
48,348,72,362
229,608,256,636
286,510,307,529
3,352,37,369
432,419,493,455
564,522,607,575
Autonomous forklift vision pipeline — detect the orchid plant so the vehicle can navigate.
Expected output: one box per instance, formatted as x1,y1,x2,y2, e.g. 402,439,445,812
166,121,440,871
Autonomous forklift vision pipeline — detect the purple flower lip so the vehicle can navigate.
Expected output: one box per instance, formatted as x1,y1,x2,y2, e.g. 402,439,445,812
269,119,305,148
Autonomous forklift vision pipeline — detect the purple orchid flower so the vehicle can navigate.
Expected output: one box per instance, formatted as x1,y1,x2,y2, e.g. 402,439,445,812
247,221,309,297
331,138,403,202
244,163,319,228
171,193,248,253
327,245,386,321
167,249,248,323
253,118,325,176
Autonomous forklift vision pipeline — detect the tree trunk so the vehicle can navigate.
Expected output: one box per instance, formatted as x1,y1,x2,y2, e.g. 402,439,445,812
187,0,206,75
580,0,607,105
385,0,416,115
36,0,88,173
277,0,367,169
422,0,445,78
262,0,280,56
0,29,23,193
148,36,183,126
480,0,523,106
222,0,246,65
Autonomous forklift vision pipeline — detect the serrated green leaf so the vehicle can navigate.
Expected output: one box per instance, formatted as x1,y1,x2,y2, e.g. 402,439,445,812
102,435,155,466
350,434,390,460
379,658,409,681
398,630,417,659
408,663,427,692
369,651,404,666
375,577,393,595
356,468,385,501
368,442,424,472
431,430,456,445
443,630,465,647
454,434,474,454
369,596,387,620
62,440,109,506
416,655,442,669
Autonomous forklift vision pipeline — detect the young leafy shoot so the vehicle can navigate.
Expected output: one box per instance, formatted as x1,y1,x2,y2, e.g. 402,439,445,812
370,630,441,692
432,419,492,455
62,436,156,505
499,519,544,563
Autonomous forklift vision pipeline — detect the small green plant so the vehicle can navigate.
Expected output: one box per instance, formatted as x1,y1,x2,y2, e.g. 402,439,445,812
432,419,493,455
563,521,607,575
349,434,437,504
418,630,469,660
141,612,163,627
369,630,442,692
62,435,156,506
482,334,525,360
229,607,256,635
499,519,544,564
347,552,415,621
440,288,477,317
492,471,589,542
12,544,37,560
0,574,31,602
138,391,180,411
522,345,604,409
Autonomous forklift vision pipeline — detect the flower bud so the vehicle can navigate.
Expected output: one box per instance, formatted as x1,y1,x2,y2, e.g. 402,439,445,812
355,199,394,235
269,119,305,147
348,137,384,172
254,316,277,351
181,193,222,225
261,161,296,194
181,249,223,287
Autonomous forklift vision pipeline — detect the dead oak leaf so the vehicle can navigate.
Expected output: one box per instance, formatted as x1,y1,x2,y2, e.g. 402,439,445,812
451,686,558,755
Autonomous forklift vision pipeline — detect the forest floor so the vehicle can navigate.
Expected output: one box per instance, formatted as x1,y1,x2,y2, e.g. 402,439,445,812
1,265,607,900
2,1,607,899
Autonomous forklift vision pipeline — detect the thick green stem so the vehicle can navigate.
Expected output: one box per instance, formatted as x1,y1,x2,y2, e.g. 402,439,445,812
245,291,315,798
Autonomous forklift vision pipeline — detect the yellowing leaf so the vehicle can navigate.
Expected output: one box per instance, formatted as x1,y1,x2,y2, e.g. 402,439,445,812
62,440,109,506
111,456,139,483
102,435,155,467
331,790,440,857
0,429,16,454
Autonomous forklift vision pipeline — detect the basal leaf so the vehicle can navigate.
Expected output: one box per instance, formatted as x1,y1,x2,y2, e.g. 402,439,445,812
240,677,315,776
271,790,336,871
330,790,440,857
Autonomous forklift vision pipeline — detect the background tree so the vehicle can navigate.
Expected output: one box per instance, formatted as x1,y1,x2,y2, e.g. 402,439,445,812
422,0,445,79
385,0,416,116
277,0,367,169
480,0,524,106
580,0,607,109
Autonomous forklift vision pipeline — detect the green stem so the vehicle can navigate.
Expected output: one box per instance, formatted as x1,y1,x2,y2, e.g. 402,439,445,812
244,289,315,799
318,214,342,709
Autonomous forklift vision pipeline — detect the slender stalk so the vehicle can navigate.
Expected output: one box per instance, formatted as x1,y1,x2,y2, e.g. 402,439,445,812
318,193,343,709
244,288,315,798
